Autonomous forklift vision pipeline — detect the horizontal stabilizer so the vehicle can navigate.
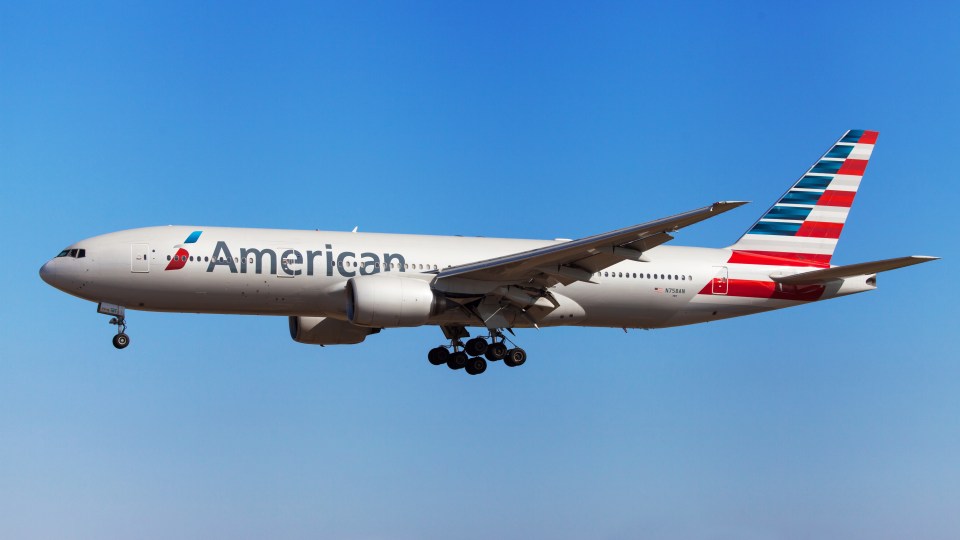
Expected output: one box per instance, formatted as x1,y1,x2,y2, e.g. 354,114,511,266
771,256,938,285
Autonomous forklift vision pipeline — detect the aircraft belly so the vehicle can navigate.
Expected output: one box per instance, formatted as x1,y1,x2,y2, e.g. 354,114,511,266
84,266,350,316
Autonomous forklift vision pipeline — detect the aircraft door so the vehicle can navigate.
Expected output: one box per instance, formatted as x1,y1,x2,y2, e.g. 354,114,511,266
131,244,150,273
711,266,728,295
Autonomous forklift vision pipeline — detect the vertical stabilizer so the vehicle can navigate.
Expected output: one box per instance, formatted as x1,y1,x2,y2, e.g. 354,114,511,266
729,130,878,266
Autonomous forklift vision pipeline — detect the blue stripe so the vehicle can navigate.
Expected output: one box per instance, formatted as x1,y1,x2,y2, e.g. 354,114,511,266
184,230,203,244
795,175,833,189
810,160,843,174
763,206,812,221
749,221,802,236
780,191,823,205
825,145,854,159
840,130,864,143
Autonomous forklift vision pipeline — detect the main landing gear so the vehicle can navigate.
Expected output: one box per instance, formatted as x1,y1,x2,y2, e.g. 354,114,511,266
427,329,526,376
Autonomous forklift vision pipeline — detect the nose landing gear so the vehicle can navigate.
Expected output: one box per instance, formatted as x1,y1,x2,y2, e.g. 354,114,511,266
98,302,130,349
109,317,130,349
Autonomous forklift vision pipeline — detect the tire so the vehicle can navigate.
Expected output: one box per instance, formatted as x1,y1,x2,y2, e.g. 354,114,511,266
465,356,487,375
504,348,526,367
112,333,130,349
428,346,449,366
446,351,468,370
464,337,488,357
485,342,508,361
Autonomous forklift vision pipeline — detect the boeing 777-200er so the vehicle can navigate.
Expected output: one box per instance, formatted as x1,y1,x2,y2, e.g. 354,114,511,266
40,130,937,375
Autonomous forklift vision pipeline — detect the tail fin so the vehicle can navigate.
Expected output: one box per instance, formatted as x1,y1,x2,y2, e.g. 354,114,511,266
729,129,879,266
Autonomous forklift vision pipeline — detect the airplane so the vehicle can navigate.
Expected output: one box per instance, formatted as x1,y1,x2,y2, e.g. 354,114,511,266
39,130,936,375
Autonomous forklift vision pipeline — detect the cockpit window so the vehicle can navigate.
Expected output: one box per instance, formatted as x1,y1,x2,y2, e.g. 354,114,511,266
56,249,87,258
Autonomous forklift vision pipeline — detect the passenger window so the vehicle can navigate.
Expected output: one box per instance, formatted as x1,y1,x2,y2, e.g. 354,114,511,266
681,275,686,281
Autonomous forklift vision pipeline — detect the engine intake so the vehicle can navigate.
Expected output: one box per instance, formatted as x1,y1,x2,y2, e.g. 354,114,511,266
347,274,443,327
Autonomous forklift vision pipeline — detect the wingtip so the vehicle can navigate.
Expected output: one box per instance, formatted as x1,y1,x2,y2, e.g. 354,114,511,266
712,200,750,210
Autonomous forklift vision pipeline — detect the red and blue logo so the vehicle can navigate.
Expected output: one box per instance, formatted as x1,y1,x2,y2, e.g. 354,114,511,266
164,230,203,271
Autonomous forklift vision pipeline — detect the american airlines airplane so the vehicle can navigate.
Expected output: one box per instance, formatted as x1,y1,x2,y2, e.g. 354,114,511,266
40,130,936,375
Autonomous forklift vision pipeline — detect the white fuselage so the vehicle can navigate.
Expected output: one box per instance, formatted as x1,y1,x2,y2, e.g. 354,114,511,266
39,225,872,330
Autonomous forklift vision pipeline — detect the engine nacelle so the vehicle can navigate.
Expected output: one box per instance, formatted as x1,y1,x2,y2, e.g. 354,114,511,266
289,316,380,345
347,274,443,327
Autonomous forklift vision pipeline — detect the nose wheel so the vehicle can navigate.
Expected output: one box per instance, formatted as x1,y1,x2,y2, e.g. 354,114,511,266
98,303,131,349
109,316,130,349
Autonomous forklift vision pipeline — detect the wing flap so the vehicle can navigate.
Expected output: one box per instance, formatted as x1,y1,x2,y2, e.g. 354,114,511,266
772,256,938,285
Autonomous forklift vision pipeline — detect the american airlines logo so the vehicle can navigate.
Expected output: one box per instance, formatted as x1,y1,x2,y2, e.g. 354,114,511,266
164,230,203,271
168,235,410,278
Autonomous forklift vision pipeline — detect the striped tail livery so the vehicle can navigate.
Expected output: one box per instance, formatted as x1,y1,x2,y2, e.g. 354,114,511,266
729,129,878,267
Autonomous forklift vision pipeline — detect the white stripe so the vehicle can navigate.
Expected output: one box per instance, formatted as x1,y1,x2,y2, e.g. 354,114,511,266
826,174,862,192
807,206,849,223
849,143,874,160
736,235,837,255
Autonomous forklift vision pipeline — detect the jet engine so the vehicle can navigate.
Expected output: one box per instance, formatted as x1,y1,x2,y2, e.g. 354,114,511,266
289,316,380,345
346,274,446,327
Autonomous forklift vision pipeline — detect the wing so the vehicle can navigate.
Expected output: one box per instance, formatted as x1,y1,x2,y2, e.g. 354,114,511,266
437,201,748,286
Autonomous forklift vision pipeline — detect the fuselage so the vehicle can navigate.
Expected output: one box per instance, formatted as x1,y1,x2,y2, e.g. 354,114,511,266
39,225,873,330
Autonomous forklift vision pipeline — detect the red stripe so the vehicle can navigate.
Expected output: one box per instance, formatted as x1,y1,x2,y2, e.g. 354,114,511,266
164,248,189,271
817,190,856,207
728,250,831,267
837,158,868,175
858,130,879,144
698,279,825,301
796,221,844,239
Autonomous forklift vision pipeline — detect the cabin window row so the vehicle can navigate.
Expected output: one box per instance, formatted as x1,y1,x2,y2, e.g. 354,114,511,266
599,271,693,281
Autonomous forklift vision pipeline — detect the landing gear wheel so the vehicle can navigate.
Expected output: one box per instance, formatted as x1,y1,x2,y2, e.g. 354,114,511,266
112,333,130,349
446,351,468,370
464,337,488,357
465,357,487,375
504,347,526,367
428,346,449,366
485,342,508,361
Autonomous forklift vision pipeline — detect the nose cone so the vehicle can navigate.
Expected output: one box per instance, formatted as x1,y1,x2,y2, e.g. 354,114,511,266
39,260,57,286
39,259,78,292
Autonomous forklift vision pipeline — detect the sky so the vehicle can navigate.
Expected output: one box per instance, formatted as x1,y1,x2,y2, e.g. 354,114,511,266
1,1,958,539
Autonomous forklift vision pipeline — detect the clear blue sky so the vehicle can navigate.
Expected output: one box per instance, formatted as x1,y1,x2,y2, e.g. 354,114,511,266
1,2,957,539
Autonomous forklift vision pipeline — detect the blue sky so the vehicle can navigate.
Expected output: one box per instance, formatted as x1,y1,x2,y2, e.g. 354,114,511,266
1,2,957,539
